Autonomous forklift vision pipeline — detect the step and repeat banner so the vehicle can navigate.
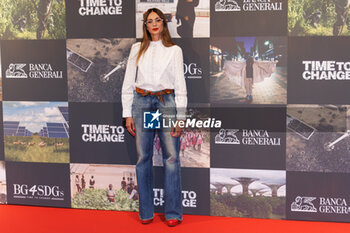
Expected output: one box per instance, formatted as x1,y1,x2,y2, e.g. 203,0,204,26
1,0,350,223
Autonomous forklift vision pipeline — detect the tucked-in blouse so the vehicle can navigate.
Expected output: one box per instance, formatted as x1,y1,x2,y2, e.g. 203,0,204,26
121,40,187,119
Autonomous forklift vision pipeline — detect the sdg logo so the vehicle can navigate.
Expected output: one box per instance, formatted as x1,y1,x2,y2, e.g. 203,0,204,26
143,110,162,129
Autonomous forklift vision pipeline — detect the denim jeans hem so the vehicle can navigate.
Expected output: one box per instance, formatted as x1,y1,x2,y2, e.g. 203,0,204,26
165,217,183,222
139,214,154,221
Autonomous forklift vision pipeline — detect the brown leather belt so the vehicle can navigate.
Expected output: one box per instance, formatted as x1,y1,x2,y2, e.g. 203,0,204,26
136,87,174,104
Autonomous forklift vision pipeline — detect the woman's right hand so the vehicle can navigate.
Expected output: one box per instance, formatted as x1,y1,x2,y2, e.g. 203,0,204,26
125,117,136,136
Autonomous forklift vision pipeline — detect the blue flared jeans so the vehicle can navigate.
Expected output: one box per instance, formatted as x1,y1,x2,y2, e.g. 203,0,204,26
132,91,183,221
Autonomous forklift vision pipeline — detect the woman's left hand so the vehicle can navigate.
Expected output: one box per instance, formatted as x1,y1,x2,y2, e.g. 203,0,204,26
170,120,184,137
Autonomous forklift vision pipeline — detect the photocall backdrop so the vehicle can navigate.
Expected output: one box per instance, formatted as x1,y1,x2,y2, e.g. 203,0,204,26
0,0,350,223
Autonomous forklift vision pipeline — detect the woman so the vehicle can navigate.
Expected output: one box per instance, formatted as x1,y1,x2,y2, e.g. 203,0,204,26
89,175,95,189
121,8,187,227
195,129,203,152
154,133,161,155
75,175,81,193
192,129,197,150
175,0,200,38
180,132,187,157
186,128,192,147
81,175,86,190
107,184,115,202
245,55,254,102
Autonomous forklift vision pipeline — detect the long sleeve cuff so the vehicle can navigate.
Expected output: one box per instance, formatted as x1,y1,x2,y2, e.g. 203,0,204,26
122,92,134,118
122,109,132,118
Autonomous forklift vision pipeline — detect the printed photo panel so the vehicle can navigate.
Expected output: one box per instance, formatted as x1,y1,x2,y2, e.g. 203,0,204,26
287,105,350,173
3,101,70,163
0,161,6,204
288,0,350,37
136,0,210,38
0,102,4,160
153,104,211,168
0,0,66,40
211,168,286,219
67,38,135,103
210,36,287,105
70,163,138,211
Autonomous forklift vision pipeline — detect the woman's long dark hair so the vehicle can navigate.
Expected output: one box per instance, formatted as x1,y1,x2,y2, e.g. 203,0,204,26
136,8,175,64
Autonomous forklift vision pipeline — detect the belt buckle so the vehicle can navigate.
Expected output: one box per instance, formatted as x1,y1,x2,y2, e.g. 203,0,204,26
140,90,148,97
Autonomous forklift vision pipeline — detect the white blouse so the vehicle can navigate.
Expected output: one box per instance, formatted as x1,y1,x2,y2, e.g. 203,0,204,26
121,40,187,119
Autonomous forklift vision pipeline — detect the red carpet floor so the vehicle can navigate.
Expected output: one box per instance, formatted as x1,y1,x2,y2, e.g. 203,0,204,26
1,204,350,233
